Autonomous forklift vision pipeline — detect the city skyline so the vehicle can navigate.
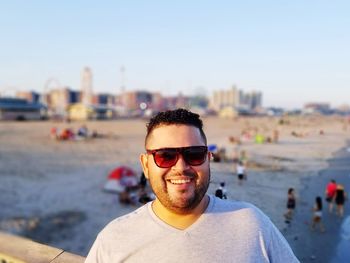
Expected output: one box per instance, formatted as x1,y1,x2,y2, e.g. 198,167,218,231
1,1,349,109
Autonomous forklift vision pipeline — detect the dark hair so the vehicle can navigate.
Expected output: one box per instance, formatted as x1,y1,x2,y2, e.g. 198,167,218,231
316,196,322,210
145,108,207,146
220,182,225,187
288,188,294,194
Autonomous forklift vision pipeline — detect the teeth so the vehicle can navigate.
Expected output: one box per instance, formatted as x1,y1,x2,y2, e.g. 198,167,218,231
169,179,191,184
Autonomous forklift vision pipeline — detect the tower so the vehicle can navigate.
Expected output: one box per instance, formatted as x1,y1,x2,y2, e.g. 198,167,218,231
120,65,126,94
81,67,93,105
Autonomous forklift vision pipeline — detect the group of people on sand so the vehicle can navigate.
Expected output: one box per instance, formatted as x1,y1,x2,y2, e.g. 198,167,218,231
118,172,155,206
325,179,347,217
290,129,325,138
50,125,100,141
283,179,347,233
230,129,279,146
311,179,347,232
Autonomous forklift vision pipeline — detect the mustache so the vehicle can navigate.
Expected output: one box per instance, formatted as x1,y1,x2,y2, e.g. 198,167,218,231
165,170,196,179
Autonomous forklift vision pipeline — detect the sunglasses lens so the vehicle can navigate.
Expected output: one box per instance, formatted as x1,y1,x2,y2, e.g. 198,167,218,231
154,149,178,168
183,147,207,165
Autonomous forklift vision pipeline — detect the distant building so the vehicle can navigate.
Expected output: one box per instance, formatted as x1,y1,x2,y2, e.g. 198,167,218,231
119,91,153,111
209,85,239,112
81,67,93,105
92,93,115,105
16,91,41,103
303,103,331,114
47,87,80,116
239,90,262,110
175,92,189,109
189,94,208,109
67,103,116,121
209,86,262,113
162,93,190,110
0,97,46,121
151,92,165,111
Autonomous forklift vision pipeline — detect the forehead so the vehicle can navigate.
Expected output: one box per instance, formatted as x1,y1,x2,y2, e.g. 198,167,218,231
146,124,205,149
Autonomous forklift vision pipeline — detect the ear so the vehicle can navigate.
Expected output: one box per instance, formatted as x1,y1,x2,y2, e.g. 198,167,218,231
140,153,150,179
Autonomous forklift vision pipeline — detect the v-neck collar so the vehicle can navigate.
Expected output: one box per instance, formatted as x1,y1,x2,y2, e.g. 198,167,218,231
147,195,215,233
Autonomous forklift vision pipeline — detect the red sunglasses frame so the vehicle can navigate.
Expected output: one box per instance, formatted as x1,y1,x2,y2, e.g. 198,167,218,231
146,146,208,168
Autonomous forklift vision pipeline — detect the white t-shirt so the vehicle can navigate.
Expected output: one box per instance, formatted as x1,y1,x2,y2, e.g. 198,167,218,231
237,164,245,174
85,195,299,263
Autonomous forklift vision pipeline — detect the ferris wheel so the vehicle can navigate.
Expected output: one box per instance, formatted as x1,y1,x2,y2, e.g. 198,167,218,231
42,77,61,105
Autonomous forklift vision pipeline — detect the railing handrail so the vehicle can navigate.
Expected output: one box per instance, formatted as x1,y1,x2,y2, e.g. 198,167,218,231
0,231,85,263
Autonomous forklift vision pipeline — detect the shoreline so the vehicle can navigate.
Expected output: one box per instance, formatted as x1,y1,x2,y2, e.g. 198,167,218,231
288,141,350,262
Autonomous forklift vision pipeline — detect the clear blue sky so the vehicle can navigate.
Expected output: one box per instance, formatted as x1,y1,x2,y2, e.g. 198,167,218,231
1,0,349,108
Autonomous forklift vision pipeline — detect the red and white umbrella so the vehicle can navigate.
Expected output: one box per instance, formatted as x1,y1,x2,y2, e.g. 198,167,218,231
104,166,139,193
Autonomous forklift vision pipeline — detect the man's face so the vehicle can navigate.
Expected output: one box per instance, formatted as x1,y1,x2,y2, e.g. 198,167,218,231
140,124,210,214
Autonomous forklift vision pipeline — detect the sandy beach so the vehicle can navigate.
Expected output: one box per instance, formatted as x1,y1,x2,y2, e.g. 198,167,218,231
0,116,349,261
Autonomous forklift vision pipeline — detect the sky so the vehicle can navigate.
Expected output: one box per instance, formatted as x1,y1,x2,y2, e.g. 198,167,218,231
0,0,349,109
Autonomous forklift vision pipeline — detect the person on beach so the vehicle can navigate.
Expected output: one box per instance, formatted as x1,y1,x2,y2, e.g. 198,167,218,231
60,128,74,140
139,171,147,190
239,150,248,166
284,188,296,221
334,184,347,218
236,160,246,185
215,181,227,199
311,196,325,232
138,187,154,204
118,187,137,206
77,125,89,138
85,108,299,262
50,127,59,140
325,179,337,213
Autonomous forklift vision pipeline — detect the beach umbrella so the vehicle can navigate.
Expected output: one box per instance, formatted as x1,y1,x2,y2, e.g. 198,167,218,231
103,166,139,193
208,144,218,152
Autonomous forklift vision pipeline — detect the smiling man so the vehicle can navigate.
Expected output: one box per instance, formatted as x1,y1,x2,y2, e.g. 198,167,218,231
85,109,299,263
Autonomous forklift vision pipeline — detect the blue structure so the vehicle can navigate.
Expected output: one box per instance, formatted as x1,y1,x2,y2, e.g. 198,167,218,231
0,98,47,120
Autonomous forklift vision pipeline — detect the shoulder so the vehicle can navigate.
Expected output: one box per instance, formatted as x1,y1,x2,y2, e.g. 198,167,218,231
207,196,284,244
209,195,270,224
210,195,259,210
86,204,155,262
97,204,150,241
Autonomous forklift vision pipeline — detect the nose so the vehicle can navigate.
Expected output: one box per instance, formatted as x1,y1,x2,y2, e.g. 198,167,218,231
171,153,190,171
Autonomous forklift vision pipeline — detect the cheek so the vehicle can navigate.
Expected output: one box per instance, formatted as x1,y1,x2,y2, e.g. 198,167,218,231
148,166,168,184
196,165,210,181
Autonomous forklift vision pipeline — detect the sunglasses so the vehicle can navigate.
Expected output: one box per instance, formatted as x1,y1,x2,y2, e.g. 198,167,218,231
146,146,208,168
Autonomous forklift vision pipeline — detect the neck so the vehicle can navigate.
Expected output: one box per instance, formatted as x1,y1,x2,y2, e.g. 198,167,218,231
152,195,209,230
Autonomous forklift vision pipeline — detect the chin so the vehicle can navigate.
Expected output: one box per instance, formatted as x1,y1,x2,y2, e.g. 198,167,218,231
169,196,202,213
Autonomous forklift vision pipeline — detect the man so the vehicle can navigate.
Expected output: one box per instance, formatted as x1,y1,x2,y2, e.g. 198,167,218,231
325,179,337,213
85,109,299,262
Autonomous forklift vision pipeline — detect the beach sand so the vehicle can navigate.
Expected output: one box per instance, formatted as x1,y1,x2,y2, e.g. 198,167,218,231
0,116,349,260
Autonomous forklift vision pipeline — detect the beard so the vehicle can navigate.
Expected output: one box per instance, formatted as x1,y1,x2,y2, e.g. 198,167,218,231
150,168,211,214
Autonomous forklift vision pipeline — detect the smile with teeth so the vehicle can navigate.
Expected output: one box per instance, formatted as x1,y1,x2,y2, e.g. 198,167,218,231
168,178,192,184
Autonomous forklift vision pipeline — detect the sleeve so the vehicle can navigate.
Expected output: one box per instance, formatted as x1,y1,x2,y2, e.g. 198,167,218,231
85,236,105,263
266,220,300,263
241,202,300,263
